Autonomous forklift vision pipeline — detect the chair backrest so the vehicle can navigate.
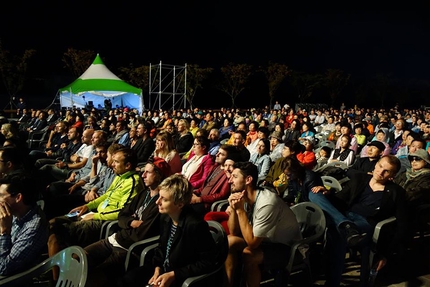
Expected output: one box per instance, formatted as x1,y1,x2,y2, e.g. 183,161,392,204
36,199,45,210
321,175,342,193
290,202,326,243
206,220,228,266
0,245,87,287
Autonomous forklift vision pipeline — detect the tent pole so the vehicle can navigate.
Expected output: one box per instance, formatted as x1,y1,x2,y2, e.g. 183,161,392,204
70,87,73,108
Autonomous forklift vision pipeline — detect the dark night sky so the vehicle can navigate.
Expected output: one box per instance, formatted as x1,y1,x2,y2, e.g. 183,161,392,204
1,1,430,109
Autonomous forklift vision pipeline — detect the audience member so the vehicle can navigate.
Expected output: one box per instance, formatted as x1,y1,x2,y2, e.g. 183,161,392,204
249,138,271,183
328,134,355,166
309,155,407,285
84,158,172,287
296,138,317,170
219,118,234,142
208,128,221,157
181,136,213,189
174,119,194,156
268,130,285,163
0,173,48,276
247,126,270,158
190,144,239,216
313,146,332,171
117,174,217,287
47,148,144,280
346,140,385,178
151,131,182,174
132,122,155,167
264,140,303,193
224,162,302,287
231,129,251,162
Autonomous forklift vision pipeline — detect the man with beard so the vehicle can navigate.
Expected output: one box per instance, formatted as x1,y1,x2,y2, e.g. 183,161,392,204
225,162,301,287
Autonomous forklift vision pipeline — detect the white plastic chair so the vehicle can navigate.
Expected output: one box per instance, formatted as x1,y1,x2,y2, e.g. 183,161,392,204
321,175,342,193
0,245,87,287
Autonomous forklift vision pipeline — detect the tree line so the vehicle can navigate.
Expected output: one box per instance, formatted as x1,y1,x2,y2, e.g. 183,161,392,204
1,45,428,110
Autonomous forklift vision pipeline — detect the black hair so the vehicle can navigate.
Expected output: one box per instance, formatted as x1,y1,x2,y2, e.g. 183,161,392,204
233,161,259,188
0,173,38,205
114,148,138,170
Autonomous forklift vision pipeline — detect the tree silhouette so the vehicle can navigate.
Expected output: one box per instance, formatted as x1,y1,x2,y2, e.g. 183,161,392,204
62,48,95,77
0,41,36,102
372,73,392,108
218,63,252,108
289,70,322,103
183,64,213,109
324,69,350,107
259,62,289,108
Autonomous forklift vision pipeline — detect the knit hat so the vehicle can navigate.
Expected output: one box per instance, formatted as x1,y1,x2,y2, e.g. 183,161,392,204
408,149,430,165
151,157,173,179
367,141,386,152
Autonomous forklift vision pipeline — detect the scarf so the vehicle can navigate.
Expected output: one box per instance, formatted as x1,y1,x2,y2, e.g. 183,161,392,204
405,167,430,184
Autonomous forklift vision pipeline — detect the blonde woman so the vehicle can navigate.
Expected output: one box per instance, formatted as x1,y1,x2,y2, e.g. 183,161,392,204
152,131,182,173
1,123,18,140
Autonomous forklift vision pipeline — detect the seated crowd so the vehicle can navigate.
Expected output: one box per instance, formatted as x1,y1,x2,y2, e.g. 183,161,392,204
0,103,429,287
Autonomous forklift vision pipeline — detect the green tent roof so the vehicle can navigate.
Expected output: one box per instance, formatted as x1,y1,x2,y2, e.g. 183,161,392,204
59,54,141,95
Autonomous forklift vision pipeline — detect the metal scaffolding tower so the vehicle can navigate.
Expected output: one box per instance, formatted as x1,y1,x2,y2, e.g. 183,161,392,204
148,62,187,111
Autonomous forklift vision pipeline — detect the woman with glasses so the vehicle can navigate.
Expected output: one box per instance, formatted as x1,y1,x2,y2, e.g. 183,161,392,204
181,136,213,190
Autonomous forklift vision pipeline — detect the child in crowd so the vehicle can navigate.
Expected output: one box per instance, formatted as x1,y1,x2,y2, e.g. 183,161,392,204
313,146,332,171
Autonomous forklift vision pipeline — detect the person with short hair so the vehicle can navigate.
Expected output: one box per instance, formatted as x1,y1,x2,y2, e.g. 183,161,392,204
132,122,156,166
0,173,48,276
47,148,144,281
117,174,218,287
224,162,302,287
181,136,213,190
84,158,172,287
347,140,386,178
309,155,408,285
0,147,26,179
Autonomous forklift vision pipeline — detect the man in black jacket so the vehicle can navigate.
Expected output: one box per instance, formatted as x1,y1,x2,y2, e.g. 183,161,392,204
132,122,155,168
83,158,172,287
309,155,407,286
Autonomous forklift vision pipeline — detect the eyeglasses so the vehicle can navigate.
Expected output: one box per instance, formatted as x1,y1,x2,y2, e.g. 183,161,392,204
409,156,424,162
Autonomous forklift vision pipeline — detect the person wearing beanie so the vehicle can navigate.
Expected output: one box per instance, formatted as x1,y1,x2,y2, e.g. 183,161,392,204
84,157,172,286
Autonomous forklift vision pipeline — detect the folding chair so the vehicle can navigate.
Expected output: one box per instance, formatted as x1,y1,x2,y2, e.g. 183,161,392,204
0,245,87,287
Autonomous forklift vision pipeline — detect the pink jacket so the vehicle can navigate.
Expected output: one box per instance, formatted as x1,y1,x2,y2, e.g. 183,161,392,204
187,154,214,189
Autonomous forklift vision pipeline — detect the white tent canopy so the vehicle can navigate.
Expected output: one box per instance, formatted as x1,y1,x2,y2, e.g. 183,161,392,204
58,54,143,112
